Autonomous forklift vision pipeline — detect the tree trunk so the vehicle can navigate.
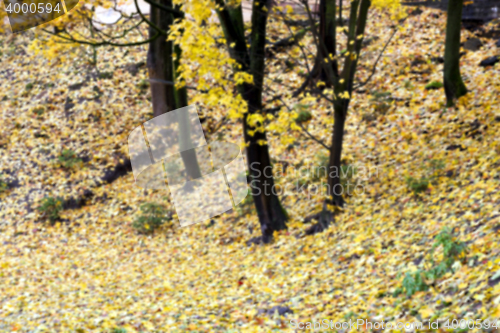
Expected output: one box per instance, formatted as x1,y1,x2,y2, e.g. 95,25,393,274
315,0,370,229
247,0,287,242
174,43,202,179
245,118,288,242
318,0,337,84
146,5,201,180
216,0,288,242
243,85,288,242
444,0,467,107
147,0,176,117
327,103,347,208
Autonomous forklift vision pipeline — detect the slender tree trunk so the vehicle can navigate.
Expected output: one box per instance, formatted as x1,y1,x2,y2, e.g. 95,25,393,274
216,0,288,242
318,0,338,84
248,0,287,241
147,3,201,179
327,103,347,207
244,109,288,242
147,0,176,117
338,0,343,26
173,44,188,110
174,43,202,179
444,0,467,107
316,0,370,229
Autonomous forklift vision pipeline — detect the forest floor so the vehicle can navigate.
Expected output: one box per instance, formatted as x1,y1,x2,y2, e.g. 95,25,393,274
1,6,500,333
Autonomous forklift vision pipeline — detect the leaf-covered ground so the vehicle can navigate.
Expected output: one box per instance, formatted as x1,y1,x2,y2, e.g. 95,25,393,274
1,7,500,332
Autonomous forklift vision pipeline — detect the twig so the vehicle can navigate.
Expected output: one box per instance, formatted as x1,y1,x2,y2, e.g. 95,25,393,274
297,122,331,150
354,17,406,90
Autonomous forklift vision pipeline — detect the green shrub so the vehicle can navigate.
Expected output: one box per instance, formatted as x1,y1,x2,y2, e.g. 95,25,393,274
424,262,448,282
110,328,127,333
296,110,312,123
133,203,170,235
405,176,429,194
430,226,467,269
58,149,82,169
25,82,34,91
425,81,444,90
0,175,8,193
401,270,429,296
98,71,113,79
38,196,63,225
33,107,44,116
294,104,312,123
396,227,467,297
406,159,445,195
372,91,391,99
369,90,392,116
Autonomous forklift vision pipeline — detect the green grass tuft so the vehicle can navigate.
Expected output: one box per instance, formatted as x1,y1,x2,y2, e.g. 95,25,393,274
38,196,63,225
58,149,83,169
133,202,170,235
425,81,444,90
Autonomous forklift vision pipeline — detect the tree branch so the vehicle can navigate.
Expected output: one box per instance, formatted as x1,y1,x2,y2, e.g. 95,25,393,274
353,18,403,90
297,122,331,150
134,0,168,35
142,0,184,18
42,28,162,47
266,24,312,53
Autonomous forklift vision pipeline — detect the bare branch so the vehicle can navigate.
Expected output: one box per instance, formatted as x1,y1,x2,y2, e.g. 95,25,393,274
134,0,168,35
302,0,338,87
297,122,331,150
262,82,331,150
42,28,162,47
353,19,404,90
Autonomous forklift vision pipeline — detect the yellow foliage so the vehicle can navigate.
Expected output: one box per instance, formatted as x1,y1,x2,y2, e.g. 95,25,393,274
372,0,407,20
1,2,500,332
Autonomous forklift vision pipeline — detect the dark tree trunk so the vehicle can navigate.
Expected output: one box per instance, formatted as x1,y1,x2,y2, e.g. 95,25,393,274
444,0,467,106
147,0,176,117
247,0,288,241
147,3,201,179
318,0,338,84
174,43,202,179
327,103,347,208
242,82,288,241
244,113,288,242
315,0,370,229
216,0,288,242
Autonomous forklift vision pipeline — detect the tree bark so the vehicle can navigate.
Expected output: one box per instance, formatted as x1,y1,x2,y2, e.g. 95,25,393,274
327,103,347,208
146,3,201,180
216,0,288,242
319,0,338,84
247,0,288,241
174,42,202,179
317,0,370,228
147,0,176,117
444,0,467,106
244,103,288,242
